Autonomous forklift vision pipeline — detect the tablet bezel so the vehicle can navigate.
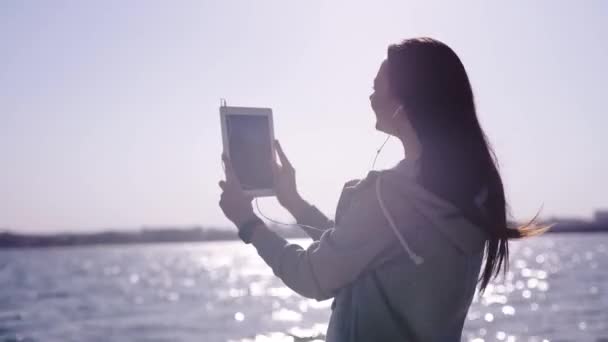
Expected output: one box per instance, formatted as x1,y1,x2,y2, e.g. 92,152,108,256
220,106,276,197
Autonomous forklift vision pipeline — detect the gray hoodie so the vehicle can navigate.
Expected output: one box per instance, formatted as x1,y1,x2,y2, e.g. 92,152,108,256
250,158,490,341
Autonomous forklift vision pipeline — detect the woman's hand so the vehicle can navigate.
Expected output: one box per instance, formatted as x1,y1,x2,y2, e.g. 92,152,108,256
218,153,256,227
273,140,306,213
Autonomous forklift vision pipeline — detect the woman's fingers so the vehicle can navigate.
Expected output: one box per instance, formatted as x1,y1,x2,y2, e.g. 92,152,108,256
222,153,238,184
272,161,281,181
222,153,247,194
274,140,293,170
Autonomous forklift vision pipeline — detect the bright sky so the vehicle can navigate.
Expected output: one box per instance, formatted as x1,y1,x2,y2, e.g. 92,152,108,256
1,1,607,233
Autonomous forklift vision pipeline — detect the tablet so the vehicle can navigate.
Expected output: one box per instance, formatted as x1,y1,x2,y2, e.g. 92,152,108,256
220,106,276,197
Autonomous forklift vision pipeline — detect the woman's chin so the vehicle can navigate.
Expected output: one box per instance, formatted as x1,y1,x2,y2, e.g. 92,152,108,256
375,120,382,131
375,121,387,133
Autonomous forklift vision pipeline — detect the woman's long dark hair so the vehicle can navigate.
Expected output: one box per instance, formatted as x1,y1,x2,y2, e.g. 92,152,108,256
387,38,550,294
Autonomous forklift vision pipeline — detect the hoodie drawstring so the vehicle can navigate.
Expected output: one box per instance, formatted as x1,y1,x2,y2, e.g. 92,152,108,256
375,175,425,265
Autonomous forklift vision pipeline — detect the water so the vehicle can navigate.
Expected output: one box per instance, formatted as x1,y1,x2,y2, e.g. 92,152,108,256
1,234,607,342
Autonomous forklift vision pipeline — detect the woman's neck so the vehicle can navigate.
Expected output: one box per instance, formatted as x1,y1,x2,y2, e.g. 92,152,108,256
393,115,422,161
399,135,422,161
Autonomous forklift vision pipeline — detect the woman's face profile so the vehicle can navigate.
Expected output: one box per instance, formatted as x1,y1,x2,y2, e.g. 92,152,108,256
370,60,400,135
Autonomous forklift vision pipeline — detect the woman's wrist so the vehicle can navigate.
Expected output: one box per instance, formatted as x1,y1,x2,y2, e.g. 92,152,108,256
237,215,264,244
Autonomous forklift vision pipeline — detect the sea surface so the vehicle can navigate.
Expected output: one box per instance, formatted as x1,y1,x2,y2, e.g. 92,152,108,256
1,233,607,342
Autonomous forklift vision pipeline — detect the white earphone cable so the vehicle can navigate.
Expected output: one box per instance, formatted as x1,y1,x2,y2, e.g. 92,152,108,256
253,103,425,265
254,198,326,232
254,131,391,233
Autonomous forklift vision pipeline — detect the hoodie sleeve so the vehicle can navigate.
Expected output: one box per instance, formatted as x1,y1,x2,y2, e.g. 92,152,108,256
250,172,397,300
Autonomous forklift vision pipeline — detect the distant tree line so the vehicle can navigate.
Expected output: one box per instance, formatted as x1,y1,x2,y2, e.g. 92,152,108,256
0,225,308,248
1,216,606,248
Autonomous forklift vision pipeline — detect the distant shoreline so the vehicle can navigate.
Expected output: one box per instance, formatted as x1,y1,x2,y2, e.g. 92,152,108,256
1,220,607,249
0,225,308,249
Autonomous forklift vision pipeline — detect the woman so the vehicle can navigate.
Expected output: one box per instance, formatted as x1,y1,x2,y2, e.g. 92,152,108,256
219,37,548,341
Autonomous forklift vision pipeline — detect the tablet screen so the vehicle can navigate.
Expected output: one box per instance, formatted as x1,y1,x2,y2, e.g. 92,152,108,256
225,114,274,191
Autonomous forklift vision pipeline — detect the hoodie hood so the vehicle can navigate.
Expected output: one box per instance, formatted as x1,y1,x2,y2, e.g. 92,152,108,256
379,158,489,257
